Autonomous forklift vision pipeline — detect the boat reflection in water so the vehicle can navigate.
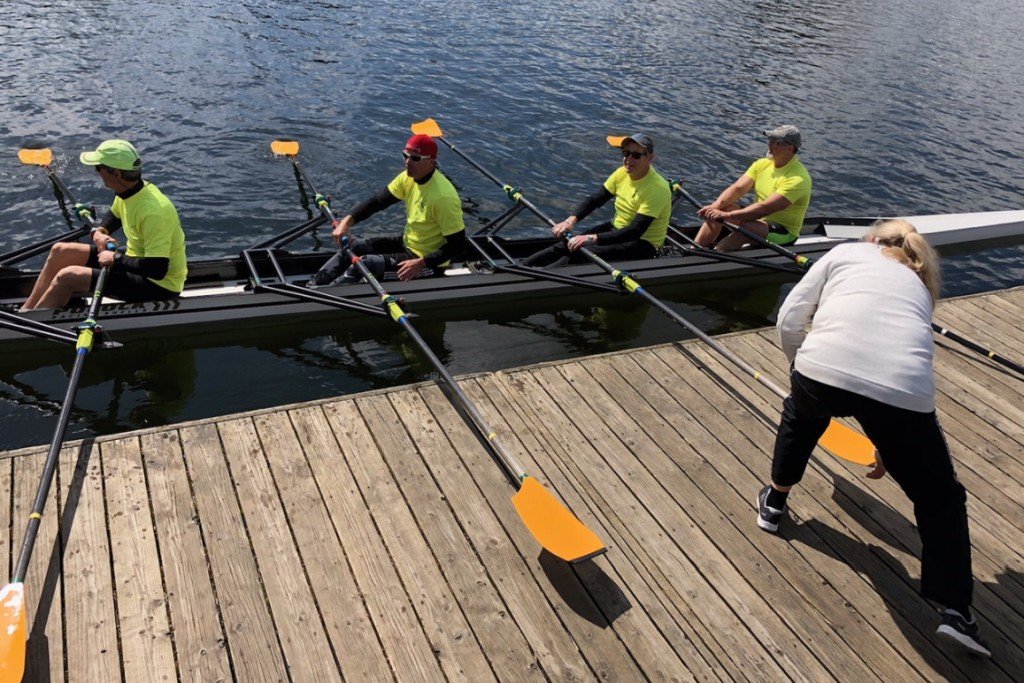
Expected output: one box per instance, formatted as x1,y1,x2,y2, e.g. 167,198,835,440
0,272,791,452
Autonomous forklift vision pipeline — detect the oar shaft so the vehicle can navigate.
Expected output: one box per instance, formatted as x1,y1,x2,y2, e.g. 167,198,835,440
932,323,1024,376
10,264,112,582
351,254,526,484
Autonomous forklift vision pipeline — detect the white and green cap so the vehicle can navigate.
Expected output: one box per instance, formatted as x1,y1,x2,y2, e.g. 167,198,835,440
80,139,142,171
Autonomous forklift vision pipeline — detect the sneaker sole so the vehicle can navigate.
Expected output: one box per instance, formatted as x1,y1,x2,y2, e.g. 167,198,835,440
937,625,992,657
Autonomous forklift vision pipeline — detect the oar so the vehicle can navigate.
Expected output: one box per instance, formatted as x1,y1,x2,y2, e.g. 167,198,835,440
0,248,116,682
675,186,1024,378
270,141,606,564
412,118,876,466
3,149,94,268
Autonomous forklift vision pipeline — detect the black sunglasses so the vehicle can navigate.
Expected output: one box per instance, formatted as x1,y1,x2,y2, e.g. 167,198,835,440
402,151,431,162
621,149,649,160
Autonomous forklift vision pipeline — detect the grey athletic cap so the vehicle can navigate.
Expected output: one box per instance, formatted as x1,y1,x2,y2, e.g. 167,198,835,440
763,125,801,149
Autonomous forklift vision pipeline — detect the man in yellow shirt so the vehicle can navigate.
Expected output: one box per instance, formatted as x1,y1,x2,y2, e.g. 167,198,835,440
308,133,466,286
21,139,187,310
695,125,812,252
524,133,671,267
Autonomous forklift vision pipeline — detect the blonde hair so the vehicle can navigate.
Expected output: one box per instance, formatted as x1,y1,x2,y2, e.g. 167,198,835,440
864,219,941,303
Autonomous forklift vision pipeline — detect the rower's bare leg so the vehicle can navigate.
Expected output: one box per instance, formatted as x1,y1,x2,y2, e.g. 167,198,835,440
21,242,92,310
694,221,722,247
715,220,771,252
28,266,94,311
694,202,741,247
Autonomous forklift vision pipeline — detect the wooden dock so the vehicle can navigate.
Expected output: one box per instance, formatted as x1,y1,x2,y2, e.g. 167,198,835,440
2,287,1022,681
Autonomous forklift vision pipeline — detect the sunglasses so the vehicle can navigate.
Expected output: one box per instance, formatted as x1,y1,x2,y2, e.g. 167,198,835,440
621,149,649,160
402,151,431,162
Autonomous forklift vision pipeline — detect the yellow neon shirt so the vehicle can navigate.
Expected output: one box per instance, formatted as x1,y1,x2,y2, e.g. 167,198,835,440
602,166,672,248
743,156,813,236
111,182,187,292
386,170,464,259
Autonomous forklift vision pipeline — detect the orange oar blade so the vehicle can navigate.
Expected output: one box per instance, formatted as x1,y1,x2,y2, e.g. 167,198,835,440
819,419,876,466
512,476,606,563
270,140,300,157
17,148,52,166
606,135,627,148
0,583,27,683
410,118,443,138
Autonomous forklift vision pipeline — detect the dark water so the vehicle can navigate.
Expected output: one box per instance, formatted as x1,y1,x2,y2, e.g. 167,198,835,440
1,0,1023,450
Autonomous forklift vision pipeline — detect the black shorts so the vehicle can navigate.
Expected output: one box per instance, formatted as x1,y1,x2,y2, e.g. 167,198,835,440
85,249,180,303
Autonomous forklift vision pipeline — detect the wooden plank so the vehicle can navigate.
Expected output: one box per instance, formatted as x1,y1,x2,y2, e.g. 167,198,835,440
102,436,177,682
179,422,288,682
12,449,65,682
486,366,790,681
2,456,12,588
251,410,393,682
59,441,123,683
346,394,496,682
527,362,842,681
696,336,1024,678
382,390,550,681
650,343,999,682
466,377,721,682
593,351,956,681
140,430,232,682
441,376,665,682
298,401,446,681
411,382,667,681
216,417,341,680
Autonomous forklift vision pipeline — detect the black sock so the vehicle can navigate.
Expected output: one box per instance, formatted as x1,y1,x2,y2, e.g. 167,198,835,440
766,487,789,509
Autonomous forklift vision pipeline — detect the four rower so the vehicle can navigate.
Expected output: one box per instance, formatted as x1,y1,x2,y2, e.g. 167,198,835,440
307,133,466,287
523,134,671,267
695,125,813,252
20,139,187,311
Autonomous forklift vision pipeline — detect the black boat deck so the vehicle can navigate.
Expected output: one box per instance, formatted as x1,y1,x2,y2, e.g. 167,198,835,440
2,286,1022,681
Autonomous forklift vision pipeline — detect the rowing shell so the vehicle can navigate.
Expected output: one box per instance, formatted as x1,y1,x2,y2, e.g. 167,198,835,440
2,211,1023,347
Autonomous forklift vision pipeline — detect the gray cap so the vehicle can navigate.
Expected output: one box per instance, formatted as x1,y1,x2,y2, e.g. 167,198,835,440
763,125,801,149
621,133,654,153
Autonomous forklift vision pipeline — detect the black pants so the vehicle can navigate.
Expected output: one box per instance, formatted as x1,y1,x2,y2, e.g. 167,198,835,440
85,249,179,302
522,233,657,268
773,369,973,610
311,235,422,286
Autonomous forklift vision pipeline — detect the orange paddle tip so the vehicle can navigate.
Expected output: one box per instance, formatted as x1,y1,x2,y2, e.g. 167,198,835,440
606,135,627,148
270,140,300,156
0,583,27,683
18,148,53,166
820,420,877,466
512,476,606,563
410,118,443,138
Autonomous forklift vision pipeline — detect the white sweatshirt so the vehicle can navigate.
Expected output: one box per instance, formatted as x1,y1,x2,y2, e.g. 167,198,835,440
776,242,936,412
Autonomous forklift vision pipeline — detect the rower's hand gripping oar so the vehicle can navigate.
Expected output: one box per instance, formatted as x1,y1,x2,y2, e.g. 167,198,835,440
269,140,606,564
0,241,116,683
413,118,876,467
676,185,1024,378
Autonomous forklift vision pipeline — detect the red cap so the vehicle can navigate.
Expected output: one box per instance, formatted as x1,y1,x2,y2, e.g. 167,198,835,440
405,134,437,158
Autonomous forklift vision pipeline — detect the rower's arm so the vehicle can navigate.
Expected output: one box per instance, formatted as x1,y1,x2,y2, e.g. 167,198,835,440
725,192,791,224
349,186,401,224
588,213,656,245
119,255,170,280
423,230,467,269
571,187,614,223
707,175,754,211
